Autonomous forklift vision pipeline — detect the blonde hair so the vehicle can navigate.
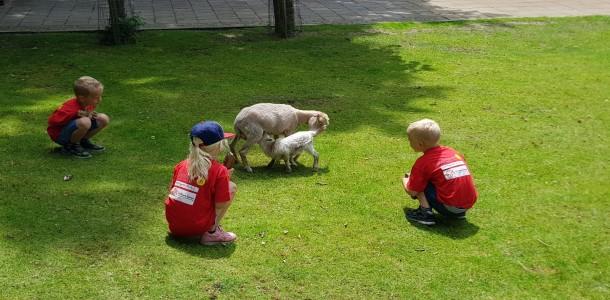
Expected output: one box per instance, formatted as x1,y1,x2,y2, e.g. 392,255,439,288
407,118,441,148
187,137,228,181
74,76,104,97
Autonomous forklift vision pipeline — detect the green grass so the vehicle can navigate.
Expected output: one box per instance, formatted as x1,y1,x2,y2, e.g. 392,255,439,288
1,16,609,298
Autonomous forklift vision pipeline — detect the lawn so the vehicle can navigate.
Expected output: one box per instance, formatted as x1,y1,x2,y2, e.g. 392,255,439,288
0,16,609,298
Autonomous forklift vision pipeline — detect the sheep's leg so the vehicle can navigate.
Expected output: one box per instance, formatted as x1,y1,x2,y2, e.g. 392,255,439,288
238,140,256,173
229,135,241,163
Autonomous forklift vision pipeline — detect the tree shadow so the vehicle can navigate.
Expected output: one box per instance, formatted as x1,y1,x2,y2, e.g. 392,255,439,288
0,23,492,253
164,234,237,258
403,207,480,240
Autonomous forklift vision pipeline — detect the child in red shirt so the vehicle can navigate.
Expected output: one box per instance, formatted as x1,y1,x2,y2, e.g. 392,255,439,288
165,121,238,245
402,119,478,225
47,76,110,158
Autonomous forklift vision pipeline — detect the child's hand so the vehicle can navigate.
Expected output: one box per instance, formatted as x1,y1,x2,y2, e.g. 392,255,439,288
228,168,234,179
402,177,409,192
77,110,89,117
223,152,236,169
89,111,98,119
402,177,417,199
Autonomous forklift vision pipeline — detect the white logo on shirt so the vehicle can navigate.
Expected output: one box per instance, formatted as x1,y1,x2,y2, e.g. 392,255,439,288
169,180,198,205
174,180,199,193
440,161,470,180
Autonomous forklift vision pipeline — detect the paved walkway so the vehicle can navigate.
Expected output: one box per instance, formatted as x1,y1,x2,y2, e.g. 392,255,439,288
1,0,609,32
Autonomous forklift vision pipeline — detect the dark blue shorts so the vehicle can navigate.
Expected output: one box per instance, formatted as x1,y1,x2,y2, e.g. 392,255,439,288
55,118,99,146
424,183,467,218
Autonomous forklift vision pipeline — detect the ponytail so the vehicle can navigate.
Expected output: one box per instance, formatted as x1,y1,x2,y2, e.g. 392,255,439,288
187,137,228,182
187,137,213,181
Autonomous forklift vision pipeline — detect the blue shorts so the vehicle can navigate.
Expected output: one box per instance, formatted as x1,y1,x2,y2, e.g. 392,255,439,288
55,118,99,146
424,183,467,218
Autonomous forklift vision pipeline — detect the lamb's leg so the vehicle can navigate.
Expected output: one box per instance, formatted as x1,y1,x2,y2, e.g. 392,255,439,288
266,158,276,168
238,140,256,173
289,156,297,166
290,151,302,166
283,154,292,173
305,144,320,172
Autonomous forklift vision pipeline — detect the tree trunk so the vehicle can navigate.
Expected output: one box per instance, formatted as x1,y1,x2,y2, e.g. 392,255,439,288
272,0,296,38
107,0,126,44
286,0,295,36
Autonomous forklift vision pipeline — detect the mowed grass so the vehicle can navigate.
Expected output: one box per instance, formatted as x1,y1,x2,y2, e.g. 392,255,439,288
0,16,608,298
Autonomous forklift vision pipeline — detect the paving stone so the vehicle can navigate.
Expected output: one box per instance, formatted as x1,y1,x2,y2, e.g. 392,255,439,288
0,0,608,31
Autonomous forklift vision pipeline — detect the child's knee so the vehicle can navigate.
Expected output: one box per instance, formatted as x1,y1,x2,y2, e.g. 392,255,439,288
75,117,92,129
96,113,110,127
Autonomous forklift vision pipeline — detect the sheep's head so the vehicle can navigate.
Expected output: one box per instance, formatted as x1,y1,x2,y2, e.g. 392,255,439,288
308,112,330,131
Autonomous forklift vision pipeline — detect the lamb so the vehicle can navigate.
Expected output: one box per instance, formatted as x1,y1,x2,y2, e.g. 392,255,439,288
259,130,321,173
229,103,329,173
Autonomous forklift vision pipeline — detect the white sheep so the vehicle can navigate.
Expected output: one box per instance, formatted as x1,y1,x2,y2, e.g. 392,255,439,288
259,130,321,173
229,103,329,172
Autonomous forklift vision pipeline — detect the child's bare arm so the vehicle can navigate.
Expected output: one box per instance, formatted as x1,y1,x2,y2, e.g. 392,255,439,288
402,174,418,199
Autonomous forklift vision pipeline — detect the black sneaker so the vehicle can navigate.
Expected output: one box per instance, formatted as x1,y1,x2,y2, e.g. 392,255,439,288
406,207,436,225
63,143,92,159
80,139,105,152
453,212,467,220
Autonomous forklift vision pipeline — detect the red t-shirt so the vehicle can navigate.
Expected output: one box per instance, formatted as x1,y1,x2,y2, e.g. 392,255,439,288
47,98,95,141
407,146,478,208
164,160,232,236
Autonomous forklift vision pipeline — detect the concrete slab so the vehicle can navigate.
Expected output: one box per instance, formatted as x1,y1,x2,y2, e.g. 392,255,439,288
0,0,608,32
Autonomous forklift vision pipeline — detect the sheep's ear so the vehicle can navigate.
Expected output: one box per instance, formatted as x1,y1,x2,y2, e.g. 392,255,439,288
308,116,316,126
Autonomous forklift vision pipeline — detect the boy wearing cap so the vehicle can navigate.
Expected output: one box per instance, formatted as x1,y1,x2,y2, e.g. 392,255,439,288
47,76,110,158
402,119,478,225
165,121,238,245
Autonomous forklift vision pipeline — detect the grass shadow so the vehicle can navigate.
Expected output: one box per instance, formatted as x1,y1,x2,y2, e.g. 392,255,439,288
0,24,451,253
164,234,237,258
234,164,330,179
403,206,480,240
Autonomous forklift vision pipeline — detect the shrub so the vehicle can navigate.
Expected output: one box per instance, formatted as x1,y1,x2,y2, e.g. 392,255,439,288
99,16,145,45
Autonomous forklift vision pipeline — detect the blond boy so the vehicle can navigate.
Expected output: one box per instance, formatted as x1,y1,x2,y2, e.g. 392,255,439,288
47,76,110,158
402,119,477,225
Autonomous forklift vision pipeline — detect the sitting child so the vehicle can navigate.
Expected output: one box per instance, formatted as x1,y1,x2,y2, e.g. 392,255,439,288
402,119,478,225
165,121,238,245
47,76,110,158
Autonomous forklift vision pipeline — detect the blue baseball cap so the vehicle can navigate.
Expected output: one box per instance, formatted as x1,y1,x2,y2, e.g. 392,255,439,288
190,121,235,146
